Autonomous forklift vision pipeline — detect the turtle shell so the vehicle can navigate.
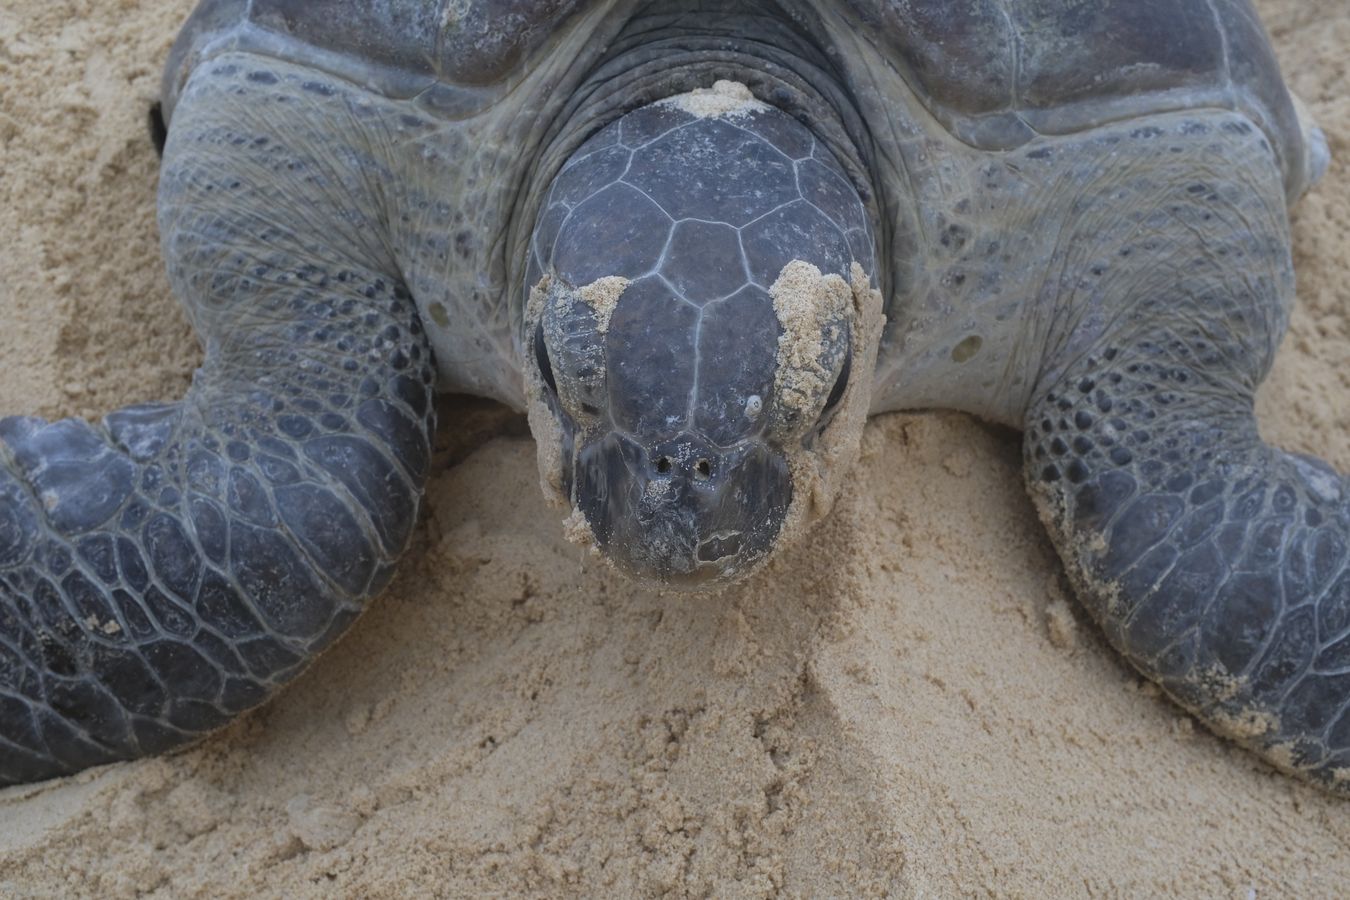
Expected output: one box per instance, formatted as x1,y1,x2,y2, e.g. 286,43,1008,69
843,0,1310,195
161,0,590,120
164,0,1311,194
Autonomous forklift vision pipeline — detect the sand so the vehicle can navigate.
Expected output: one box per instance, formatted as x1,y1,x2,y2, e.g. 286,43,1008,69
1,1,1349,896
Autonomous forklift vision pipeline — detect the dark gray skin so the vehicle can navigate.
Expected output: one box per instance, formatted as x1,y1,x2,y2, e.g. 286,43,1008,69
1,0,1345,797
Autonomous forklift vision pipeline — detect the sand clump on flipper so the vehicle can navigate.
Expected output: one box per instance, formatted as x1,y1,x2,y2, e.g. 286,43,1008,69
4,0,1350,896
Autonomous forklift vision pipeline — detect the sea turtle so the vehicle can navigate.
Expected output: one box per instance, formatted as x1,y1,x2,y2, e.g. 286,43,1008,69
0,0,1342,795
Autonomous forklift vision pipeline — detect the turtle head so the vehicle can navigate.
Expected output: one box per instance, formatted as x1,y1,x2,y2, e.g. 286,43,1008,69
524,85,880,587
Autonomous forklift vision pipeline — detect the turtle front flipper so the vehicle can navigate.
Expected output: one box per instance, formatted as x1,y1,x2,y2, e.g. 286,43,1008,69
1022,125,1349,793
1029,349,1350,793
0,59,435,785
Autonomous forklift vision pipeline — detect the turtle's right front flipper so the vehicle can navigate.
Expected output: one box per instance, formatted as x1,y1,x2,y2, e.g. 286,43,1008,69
0,57,436,786
1021,113,1350,794
1027,341,1350,794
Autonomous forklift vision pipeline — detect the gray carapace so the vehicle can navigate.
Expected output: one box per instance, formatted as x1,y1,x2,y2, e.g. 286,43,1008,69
1,0,1344,799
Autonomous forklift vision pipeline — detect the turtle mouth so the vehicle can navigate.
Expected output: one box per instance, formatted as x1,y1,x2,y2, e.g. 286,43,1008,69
573,430,791,586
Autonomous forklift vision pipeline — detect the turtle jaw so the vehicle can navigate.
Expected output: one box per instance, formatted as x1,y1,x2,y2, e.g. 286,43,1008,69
573,430,792,588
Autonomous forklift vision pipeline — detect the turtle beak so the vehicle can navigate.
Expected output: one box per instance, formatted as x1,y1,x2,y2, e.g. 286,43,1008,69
575,430,791,586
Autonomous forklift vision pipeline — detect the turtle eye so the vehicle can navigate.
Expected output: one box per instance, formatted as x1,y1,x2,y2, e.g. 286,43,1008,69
819,351,851,423
534,321,558,396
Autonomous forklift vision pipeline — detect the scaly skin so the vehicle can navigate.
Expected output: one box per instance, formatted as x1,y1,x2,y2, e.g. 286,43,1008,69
0,60,436,785
1023,111,1350,792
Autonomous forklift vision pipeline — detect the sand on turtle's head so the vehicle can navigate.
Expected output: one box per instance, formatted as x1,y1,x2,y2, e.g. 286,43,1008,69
770,260,886,543
523,273,568,506
523,272,631,522
659,80,768,120
574,275,628,335
769,260,853,420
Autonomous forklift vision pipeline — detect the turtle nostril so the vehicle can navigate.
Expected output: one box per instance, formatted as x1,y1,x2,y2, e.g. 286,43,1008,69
694,459,711,480
655,456,672,475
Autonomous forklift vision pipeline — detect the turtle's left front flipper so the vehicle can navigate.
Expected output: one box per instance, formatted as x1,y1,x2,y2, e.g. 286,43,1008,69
1026,304,1350,796
1017,108,1350,793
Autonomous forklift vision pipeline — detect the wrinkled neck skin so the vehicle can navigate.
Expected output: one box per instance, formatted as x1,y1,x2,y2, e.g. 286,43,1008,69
508,0,883,349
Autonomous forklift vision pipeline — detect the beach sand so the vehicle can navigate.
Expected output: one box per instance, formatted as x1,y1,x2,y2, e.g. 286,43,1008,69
1,1,1348,895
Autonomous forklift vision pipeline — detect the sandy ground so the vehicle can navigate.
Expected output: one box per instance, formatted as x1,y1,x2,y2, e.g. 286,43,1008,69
1,1,1349,896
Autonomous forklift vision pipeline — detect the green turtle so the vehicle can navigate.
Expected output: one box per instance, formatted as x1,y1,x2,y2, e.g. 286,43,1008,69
1,0,1343,796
